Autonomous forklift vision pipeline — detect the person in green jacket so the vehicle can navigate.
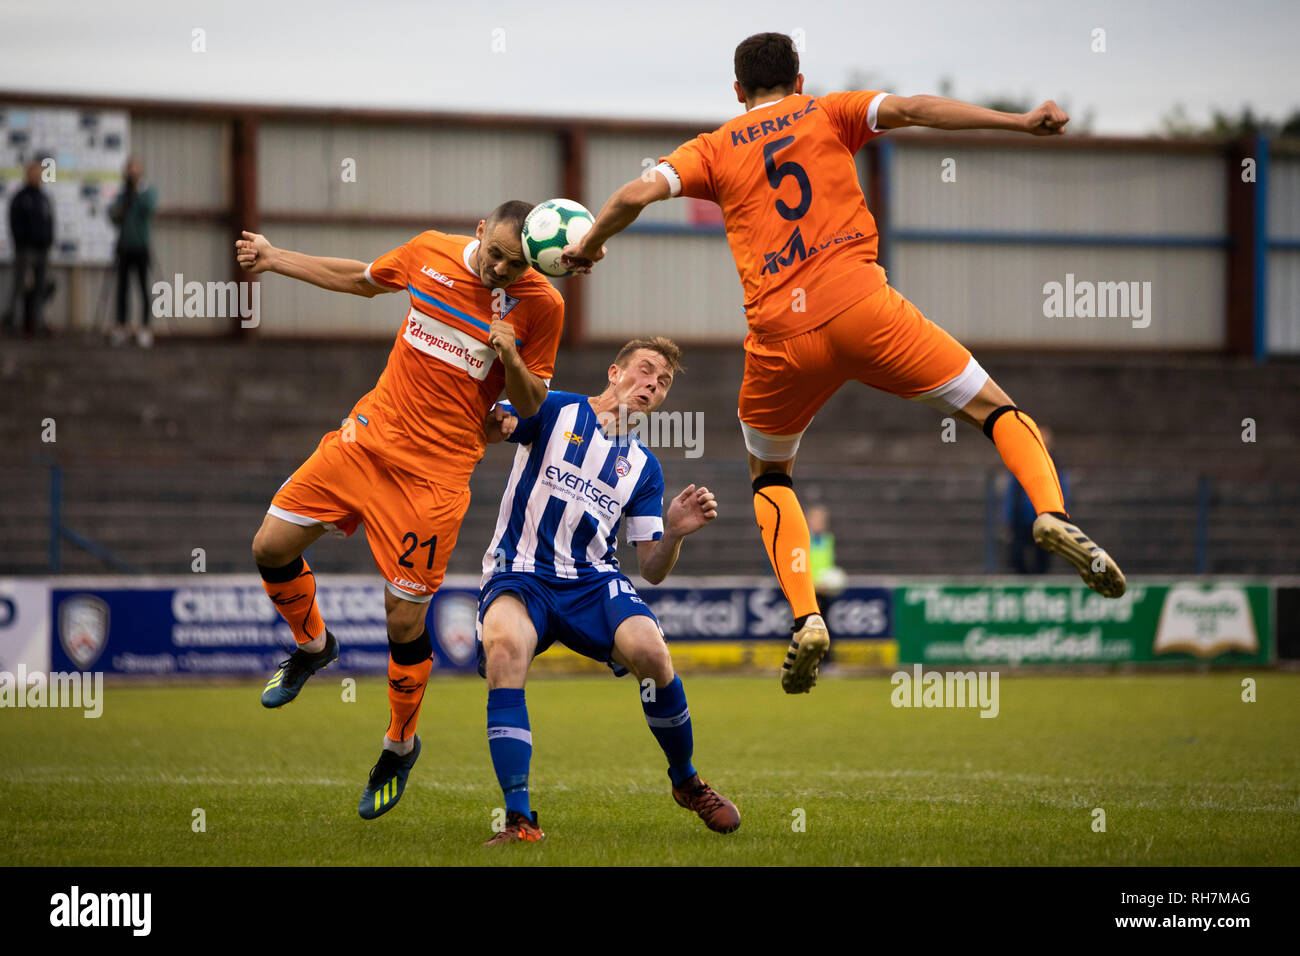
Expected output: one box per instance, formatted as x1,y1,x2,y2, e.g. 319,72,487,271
808,504,846,609
108,157,157,347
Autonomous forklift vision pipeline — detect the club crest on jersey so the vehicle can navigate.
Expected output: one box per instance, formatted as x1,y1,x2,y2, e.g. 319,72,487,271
492,291,520,318
58,594,109,670
563,430,584,446
615,456,632,478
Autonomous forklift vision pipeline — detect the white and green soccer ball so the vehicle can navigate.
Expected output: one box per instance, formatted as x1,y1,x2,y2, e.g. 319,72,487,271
521,198,595,277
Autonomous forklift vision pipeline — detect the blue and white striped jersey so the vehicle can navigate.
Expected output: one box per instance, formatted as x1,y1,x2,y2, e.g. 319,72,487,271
480,391,666,585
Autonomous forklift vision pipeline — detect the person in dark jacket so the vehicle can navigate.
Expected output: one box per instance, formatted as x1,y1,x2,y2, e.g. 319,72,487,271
108,157,157,347
4,158,55,336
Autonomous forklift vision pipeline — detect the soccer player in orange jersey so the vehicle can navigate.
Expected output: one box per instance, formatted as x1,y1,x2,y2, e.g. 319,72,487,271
563,33,1126,694
235,200,563,815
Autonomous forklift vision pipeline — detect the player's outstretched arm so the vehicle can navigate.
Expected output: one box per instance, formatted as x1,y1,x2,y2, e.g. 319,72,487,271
636,484,717,585
560,173,671,273
234,230,387,297
877,95,1068,136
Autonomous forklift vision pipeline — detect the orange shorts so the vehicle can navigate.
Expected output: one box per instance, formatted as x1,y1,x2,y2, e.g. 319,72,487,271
737,282,986,458
268,429,471,602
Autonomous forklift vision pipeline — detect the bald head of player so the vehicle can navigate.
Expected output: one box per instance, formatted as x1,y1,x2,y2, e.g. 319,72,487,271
471,199,533,290
733,32,805,108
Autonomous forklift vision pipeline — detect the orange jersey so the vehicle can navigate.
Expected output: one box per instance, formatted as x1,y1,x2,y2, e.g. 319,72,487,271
659,91,891,342
356,231,564,486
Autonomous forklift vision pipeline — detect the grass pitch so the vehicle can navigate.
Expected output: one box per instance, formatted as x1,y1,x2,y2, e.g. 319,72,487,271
2,673,1296,866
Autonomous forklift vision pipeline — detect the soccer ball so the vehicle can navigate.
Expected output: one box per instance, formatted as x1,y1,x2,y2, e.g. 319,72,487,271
521,198,595,277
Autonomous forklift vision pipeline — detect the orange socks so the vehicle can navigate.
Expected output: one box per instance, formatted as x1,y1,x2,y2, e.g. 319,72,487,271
752,474,820,620
386,629,433,743
984,406,1066,515
257,556,325,645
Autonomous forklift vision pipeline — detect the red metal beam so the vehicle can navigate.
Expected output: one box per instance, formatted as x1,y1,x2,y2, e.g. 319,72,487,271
1224,137,1258,357
0,89,717,138
231,114,258,339
560,125,588,347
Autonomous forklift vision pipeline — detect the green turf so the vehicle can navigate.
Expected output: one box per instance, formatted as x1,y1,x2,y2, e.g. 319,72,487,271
1,673,1296,866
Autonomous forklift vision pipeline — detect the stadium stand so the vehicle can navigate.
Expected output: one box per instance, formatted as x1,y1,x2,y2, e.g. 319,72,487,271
3,339,1296,578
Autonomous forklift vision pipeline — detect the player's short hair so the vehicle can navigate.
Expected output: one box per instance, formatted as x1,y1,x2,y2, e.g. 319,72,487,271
614,336,684,376
484,200,533,240
734,32,799,98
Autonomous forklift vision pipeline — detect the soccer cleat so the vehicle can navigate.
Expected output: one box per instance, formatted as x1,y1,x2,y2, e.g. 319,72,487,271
260,631,339,708
358,735,421,820
482,810,545,846
781,613,829,694
1032,512,1127,598
672,775,741,834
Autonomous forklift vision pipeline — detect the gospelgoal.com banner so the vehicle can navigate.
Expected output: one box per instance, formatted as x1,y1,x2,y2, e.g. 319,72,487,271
893,580,1274,666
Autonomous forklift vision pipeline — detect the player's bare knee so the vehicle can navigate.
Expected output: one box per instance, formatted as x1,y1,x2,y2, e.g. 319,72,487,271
615,619,673,685
639,644,675,686
483,631,528,666
251,530,291,568
385,601,426,643
748,453,795,482
483,630,531,687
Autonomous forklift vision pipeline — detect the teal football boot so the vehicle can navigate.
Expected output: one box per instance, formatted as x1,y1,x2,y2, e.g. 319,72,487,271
358,735,422,820
260,631,339,708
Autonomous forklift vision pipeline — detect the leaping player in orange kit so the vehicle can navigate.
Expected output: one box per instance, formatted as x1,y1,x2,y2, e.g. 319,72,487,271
562,33,1126,695
235,201,563,816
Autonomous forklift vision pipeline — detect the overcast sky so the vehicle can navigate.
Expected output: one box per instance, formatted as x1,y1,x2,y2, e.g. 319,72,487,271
1,0,1296,134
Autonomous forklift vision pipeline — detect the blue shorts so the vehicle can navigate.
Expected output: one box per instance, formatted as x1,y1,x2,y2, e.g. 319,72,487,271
476,571,662,678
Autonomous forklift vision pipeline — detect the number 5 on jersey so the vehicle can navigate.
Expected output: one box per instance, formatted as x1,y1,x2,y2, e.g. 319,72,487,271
763,136,811,221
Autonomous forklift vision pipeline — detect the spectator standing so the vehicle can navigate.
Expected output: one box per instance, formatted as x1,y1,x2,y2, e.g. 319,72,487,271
108,157,157,347
3,157,55,337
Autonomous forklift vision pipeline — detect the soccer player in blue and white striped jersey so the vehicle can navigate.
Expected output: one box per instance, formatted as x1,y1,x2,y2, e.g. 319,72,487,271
476,337,740,844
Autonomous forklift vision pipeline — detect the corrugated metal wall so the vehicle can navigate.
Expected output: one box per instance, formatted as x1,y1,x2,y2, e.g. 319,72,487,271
582,131,743,341
258,124,560,217
250,223,443,337
1267,154,1300,354
887,144,1226,348
20,115,234,335
131,116,229,209
15,96,1299,352
255,123,561,336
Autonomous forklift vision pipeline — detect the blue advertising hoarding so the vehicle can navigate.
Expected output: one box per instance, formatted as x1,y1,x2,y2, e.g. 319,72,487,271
44,575,894,676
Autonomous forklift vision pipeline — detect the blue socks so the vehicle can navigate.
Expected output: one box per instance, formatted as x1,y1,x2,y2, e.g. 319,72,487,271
642,675,696,787
487,687,532,817
488,678,698,814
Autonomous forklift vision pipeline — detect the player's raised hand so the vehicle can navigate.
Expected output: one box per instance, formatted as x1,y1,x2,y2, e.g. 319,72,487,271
484,403,518,443
666,484,718,538
488,319,519,360
559,241,606,275
1023,100,1069,136
235,230,275,273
